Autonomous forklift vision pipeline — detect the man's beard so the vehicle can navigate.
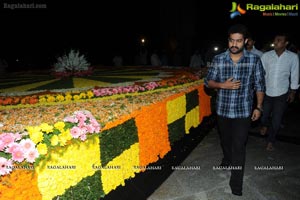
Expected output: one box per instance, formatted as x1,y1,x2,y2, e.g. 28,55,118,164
229,46,244,54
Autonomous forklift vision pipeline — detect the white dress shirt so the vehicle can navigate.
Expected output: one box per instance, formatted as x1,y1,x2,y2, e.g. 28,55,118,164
261,49,299,97
248,46,263,57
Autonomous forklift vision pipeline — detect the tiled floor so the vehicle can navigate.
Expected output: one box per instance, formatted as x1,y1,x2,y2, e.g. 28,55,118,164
148,127,300,200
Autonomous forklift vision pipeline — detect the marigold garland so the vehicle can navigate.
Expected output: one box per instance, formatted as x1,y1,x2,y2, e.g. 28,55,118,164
0,169,42,200
135,101,170,167
101,143,139,194
36,135,100,200
166,95,186,124
185,106,200,134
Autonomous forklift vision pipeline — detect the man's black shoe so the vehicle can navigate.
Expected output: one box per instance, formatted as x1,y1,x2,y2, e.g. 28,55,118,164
232,190,242,196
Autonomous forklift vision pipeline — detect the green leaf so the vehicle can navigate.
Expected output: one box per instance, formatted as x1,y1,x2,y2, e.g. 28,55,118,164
0,152,11,159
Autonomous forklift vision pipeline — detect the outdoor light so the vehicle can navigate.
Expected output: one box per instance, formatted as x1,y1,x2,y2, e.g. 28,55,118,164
141,38,145,45
270,43,274,48
213,46,219,52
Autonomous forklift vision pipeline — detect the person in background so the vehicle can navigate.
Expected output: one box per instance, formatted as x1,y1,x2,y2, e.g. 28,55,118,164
0,58,8,74
160,49,169,66
112,54,123,67
190,49,205,69
246,34,264,129
245,35,263,57
204,24,265,196
139,47,148,66
259,33,299,151
150,49,161,66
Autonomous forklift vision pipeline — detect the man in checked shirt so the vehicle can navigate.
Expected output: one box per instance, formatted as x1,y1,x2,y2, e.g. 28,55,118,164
204,24,265,196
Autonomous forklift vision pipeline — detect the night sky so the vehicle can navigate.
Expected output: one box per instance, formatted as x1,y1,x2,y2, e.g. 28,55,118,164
1,0,299,70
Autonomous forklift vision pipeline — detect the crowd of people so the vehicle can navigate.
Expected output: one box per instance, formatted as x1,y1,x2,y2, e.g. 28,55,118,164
111,45,207,68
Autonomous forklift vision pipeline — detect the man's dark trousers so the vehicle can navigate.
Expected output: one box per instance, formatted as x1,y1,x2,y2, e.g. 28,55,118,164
217,115,251,192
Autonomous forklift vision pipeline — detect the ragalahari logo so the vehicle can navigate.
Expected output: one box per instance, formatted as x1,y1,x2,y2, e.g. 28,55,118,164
229,2,246,19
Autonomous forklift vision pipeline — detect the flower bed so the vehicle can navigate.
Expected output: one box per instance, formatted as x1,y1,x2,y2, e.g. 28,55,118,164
0,67,211,200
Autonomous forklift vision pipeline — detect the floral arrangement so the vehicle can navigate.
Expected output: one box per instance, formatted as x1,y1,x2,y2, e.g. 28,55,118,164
0,65,212,200
0,110,100,176
0,82,212,199
53,49,93,78
0,74,199,107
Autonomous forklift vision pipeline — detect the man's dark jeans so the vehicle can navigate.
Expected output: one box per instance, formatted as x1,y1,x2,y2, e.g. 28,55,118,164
217,115,251,192
260,93,288,143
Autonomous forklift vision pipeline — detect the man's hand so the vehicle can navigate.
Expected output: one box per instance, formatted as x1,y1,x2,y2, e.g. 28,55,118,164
222,77,241,90
287,91,296,103
251,109,261,121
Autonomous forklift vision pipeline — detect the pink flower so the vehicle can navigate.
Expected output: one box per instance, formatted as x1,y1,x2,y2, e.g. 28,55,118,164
13,132,23,141
90,118,99,127
0,157,13,175
0,133,15,148
139,87,145,91
76,112,87,122
112,88,118,94
79,127,88,135
83,111,93,118
107,91,113,95
19,139,36,151
70,127,82,138
5,142,20,154
94,125,101,133
78,121,87,128
79,134,87,141
24,148,39,163
0,140,5,151
64,116,78,123
85,124,95,133
117,87,123,93
92,89,101,96
11,147,25,162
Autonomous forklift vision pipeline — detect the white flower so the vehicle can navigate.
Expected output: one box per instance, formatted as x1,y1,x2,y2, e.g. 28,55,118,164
54,49,90,73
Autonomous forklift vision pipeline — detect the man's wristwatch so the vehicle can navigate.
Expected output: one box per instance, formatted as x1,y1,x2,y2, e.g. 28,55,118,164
255,107,263,113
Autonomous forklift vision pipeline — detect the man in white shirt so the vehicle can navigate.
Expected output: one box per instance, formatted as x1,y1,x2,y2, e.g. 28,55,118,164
260,32,299,151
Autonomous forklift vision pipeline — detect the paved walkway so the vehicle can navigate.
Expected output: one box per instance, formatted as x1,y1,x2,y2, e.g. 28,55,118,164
148,102,300,200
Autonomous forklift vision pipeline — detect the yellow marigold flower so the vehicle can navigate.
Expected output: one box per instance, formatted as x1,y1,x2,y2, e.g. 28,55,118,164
54,121,65,131
27,126,44,144
63,129,72,140
51,135,59,146
87,90,94,98
47,96,56,102
79,92,87,99
58,136,67,146
73,95,80,101
56,94,65,102
37,143,48,155
65,94,73,101
58,129,72,146
39,97,47,103
40,123,53,134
